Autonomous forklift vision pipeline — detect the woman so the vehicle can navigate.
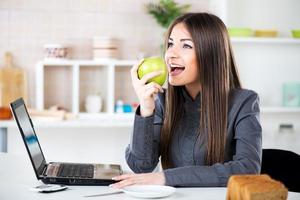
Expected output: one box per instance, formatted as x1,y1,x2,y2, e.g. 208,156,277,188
111,12,262,188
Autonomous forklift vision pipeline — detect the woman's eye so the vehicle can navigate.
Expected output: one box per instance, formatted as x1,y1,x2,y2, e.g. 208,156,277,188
167,42,173,48
183,44,192,49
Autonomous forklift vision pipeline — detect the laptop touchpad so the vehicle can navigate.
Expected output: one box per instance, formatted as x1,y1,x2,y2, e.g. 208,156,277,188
94,164,122,179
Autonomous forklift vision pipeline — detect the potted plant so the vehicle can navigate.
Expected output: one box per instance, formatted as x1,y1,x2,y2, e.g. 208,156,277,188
145,0,190,29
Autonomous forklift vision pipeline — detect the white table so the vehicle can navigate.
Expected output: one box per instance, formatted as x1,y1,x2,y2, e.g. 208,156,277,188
0,153,299,200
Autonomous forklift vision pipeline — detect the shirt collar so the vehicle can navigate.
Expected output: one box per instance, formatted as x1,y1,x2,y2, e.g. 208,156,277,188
182,87,201,106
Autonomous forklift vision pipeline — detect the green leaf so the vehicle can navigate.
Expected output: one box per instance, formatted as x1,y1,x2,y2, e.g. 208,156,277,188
145,0,190,28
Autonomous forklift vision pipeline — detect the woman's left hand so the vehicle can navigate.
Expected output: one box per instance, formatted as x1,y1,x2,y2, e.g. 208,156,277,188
110,172,166,189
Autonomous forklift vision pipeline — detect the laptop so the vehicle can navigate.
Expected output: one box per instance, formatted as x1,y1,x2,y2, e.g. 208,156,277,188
10,98,122,185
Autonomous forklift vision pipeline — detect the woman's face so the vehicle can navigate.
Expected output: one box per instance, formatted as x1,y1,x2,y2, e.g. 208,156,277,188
165,23,199,87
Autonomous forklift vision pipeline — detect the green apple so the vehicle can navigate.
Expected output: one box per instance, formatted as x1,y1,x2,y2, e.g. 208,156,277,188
137,57,167,86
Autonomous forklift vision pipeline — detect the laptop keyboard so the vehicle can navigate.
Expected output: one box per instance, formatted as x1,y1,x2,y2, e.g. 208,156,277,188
57,164,94,178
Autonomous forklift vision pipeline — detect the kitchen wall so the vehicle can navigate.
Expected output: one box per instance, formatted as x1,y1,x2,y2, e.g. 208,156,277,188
0,0,208,107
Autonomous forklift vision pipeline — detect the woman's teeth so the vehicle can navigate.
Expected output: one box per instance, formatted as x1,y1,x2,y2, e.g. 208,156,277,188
170,64,185,72
169,64,185,76
170,64,184,68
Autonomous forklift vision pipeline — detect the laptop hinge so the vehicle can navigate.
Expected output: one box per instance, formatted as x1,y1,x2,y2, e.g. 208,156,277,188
42,164,48,176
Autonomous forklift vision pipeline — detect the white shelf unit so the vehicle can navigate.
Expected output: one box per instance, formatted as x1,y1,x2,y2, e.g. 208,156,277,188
36,59,138,116
261,107,300,114
210,0,300,109
210,0,300,37
229,36,300,109
231,37,300,44
209,0,300,154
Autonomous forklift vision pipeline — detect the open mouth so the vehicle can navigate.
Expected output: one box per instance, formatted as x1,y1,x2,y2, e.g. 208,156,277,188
169,64,185,76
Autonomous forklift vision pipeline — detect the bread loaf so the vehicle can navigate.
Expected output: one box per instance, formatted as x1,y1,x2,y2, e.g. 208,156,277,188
226,174,288,200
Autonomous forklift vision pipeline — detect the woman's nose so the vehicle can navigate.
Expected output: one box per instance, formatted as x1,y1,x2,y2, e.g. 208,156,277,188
165,47,179,59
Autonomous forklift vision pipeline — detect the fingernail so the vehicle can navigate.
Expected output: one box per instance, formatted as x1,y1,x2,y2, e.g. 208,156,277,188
112,177,116,180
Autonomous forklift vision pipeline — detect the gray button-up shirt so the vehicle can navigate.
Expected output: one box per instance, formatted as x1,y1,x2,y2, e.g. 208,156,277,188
125,88,262,187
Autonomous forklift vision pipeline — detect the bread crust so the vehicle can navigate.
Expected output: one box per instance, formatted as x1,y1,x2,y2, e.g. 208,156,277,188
226,174,288,200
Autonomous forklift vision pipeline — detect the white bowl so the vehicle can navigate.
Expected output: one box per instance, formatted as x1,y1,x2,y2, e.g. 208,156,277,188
122,185,176,199
44,44,68,60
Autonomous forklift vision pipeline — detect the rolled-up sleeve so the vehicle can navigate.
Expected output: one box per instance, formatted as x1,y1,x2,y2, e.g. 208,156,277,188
163,92,262,187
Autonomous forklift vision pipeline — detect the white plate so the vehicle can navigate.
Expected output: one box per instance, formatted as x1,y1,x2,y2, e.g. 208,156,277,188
122,185,176,199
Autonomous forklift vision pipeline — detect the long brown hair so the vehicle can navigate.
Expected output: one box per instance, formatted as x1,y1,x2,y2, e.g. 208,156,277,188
160,13,241,169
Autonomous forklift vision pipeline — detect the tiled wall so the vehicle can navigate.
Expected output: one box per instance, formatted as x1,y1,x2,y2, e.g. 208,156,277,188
0,0,209,107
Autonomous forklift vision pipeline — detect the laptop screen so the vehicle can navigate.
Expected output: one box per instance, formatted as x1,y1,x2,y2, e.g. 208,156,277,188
14,103,44,173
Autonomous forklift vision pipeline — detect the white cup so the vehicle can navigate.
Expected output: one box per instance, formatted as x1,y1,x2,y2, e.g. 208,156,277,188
85,95,102,113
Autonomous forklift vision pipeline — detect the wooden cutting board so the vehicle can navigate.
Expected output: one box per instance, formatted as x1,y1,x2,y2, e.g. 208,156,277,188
0,52,27,107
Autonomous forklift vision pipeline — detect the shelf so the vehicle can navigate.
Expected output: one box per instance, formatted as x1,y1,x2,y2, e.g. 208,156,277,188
78,112,134,120
261,107,300,114
37,59,137,66
230,37,300,44
38,59,74,66
0,120,15,128
36,59,138,115
0,113,135,128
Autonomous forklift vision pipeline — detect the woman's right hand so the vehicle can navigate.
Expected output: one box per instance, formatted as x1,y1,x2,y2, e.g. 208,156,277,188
131,60,164,117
